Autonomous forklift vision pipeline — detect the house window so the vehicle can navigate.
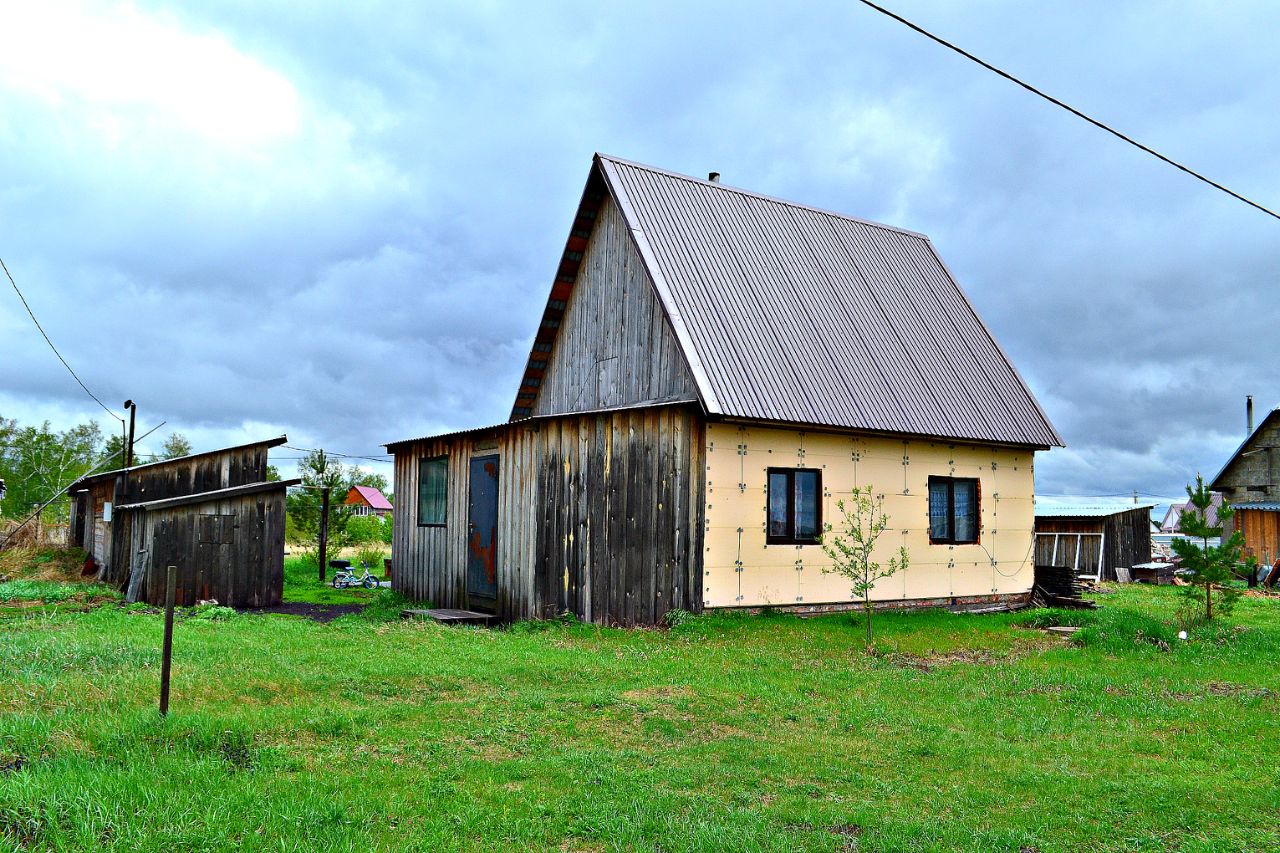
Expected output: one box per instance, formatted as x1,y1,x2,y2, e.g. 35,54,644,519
418,456,448,526
928,477,979,544
767,468,822,544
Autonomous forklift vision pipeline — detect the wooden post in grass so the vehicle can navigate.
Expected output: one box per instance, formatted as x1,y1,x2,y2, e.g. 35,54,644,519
318,486,331,584
159,564,176,716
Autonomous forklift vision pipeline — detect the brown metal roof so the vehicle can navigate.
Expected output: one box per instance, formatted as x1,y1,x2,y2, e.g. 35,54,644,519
592,154,1063,448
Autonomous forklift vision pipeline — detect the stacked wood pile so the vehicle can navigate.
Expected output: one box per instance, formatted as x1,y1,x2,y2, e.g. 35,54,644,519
1032,564,1098,609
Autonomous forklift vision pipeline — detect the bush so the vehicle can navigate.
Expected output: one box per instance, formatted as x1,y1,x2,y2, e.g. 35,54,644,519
355,546,387,575
346,515,384,546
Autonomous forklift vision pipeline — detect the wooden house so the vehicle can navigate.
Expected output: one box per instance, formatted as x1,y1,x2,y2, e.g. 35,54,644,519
1033,501,1154,582
67,436,298,608
345,485,392,517
1212,407,1280,565
386,155,1062,625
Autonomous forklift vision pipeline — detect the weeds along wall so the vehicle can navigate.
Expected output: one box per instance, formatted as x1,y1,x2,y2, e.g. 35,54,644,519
702,422,1037,609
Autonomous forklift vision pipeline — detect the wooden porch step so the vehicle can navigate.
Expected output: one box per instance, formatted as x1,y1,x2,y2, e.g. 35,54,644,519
401,608,497,626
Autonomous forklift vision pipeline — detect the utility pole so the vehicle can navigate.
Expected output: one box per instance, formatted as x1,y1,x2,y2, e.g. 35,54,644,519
317,449,330,584
318,487,331,584
123,400,137,467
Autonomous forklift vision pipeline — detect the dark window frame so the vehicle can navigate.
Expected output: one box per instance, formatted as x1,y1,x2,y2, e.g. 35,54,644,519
417,455,448,527
928,476,980,545
766,467,823,545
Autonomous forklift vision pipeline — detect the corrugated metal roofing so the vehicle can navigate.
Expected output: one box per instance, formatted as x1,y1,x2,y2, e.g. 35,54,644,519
1035,500,1155,518
587,155,1061,448
1229,501,1280,511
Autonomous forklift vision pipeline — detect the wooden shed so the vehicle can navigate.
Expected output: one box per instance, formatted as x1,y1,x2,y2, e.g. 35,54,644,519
1034,501,1154,582
67,436,297,608
387,155,1062,625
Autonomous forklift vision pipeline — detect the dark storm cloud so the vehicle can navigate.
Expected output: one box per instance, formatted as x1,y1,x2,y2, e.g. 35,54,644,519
1,0,1276,495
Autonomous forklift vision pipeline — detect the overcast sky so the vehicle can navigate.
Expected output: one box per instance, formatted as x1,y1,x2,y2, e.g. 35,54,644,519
1,0,1276,503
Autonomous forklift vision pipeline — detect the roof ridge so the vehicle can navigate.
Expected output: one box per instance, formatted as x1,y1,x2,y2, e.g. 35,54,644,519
595,152,931,242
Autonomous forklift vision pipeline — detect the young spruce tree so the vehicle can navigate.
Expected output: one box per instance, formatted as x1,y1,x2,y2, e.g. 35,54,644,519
1172,474,1243,622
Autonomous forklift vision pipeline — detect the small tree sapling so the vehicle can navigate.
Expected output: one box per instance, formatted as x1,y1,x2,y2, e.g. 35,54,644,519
821,486,909,650
1172,474,1243,622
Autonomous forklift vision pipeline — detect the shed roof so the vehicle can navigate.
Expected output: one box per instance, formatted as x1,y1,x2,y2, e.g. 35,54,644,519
116,479,299,511
346,485,393,510
510,154,1062,449
67,435,287,492
386,400,695,451
1035,499,1155,518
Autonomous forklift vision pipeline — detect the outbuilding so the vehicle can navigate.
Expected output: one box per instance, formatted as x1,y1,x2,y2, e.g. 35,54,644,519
68,437,297,607
386,155,1062,625
1033,500,1154,582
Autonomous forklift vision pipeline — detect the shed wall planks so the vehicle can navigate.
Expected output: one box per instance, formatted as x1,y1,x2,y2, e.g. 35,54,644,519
391,406,704,625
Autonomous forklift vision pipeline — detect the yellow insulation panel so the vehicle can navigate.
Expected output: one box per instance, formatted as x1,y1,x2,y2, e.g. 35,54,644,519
703,422,1039,608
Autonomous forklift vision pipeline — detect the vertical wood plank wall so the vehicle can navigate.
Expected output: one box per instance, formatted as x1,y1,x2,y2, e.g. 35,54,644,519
1239,509,1280,565
1033,508,1152,581
135,488,286,608
532,196,698,415
391,405,705,625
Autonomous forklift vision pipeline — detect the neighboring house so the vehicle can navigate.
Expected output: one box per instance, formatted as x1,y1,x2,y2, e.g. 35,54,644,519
1033,500,1154,582
67,436,298,608
1211,407,1280,564
345,485,392,517
1159,493,1223,533
386,154,1063,626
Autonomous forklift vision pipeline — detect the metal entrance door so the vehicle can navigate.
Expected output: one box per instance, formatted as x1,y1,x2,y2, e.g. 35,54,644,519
466,455,500,609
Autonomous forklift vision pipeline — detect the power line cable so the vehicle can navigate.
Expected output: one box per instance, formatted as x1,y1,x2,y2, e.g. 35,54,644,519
854,0,1280,222
1,257,126,422
283,444,392,462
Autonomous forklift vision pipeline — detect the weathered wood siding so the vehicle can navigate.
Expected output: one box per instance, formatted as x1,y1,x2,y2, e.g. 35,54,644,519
133,488,287,608
1033,508,1151,581
116,445,272,506
1238,508,1280,565
392,405,705,625
532,195,698,416
99,445,272,582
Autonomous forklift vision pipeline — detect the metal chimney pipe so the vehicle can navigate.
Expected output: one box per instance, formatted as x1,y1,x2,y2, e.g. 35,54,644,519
708,172,720,183
1247,395,1255,435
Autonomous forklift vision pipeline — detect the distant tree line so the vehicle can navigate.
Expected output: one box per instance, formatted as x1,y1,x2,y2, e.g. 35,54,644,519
0,413,193,521
285,450,393,552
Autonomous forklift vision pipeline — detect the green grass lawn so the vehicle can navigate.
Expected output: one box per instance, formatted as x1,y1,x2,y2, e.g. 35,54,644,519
2,560,1278,851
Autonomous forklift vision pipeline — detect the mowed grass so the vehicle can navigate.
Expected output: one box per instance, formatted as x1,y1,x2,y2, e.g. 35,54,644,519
2,575,1279,852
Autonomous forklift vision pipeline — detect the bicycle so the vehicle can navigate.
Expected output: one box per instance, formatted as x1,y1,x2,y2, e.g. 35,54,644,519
330,560,380,590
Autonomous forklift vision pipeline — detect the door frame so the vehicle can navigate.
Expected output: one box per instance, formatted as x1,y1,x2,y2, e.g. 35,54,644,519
465,454,500,612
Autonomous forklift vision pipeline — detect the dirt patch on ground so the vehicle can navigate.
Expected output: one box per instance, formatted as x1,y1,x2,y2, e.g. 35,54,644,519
885,649,1005,672
241,603,366,623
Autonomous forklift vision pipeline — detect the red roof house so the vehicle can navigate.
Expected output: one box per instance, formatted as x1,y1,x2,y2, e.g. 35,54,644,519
345,485,393,516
